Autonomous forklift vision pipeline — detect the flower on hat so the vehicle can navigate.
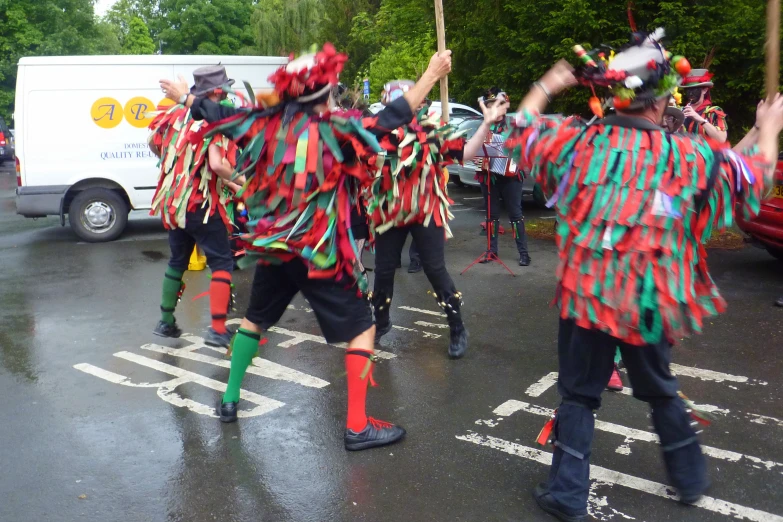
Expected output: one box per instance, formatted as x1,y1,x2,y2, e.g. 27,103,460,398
268,43,348,99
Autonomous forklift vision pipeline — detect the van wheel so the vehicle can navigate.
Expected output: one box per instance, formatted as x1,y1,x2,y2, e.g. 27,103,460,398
68,188,128,242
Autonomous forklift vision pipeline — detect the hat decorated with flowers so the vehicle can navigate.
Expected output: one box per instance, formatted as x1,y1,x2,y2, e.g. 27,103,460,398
573,28,692,116
267,43,348,103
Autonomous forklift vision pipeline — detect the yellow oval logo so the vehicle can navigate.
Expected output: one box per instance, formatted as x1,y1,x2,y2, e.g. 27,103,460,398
91,97,123,129
124,96,156,128
157,98,176,108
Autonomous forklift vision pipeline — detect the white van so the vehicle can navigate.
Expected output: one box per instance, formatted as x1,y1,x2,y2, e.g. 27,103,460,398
14,55,287,242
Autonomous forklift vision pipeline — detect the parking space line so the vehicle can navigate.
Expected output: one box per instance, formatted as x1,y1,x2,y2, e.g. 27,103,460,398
462,197,484,200
398,306,447,318
391,325,442,339
414,320,449,329
141,341,330,388
487,400,783,472
457,432,783,522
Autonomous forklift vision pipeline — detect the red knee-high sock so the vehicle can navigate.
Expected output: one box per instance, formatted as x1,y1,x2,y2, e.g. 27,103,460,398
345,348,375,432
210,270,232,334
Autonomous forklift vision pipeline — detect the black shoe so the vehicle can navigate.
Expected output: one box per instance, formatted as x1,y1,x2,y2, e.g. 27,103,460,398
533,483,587,522
153,320,182,339
519,253,531,266
775,296,783,307
344,417,406,451
217,400,238,423
407,260,422,273
205,328,233,348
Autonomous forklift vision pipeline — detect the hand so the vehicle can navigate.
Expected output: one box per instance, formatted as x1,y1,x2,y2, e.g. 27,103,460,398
540,60,577,96
682,105,706,124
160,75,189,102
478,98,510,125
755,94,781,129
424,50,452,81
760,92,783,133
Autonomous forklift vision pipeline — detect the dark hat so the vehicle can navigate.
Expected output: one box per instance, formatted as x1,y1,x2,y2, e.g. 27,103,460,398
190,65,235,96
664,106,685,130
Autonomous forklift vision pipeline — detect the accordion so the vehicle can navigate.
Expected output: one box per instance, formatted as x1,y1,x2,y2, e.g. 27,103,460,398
474,131,518,177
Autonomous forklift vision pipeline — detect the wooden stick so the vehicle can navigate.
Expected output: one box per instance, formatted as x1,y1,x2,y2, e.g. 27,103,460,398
766,0,780,100
434,0,449,123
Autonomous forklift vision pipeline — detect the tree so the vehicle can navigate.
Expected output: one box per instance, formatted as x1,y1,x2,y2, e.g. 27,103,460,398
252,0,322,56
122,17,156,55
0,0,101,120
156,0,256,55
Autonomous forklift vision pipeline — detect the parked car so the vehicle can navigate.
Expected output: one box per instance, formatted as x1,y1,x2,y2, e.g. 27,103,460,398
368,100,481,125
737,154,783,261
0,116,13,165
448,117,547,207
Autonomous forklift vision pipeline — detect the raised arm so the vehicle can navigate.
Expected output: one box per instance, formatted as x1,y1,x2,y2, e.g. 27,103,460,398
159,75,243,122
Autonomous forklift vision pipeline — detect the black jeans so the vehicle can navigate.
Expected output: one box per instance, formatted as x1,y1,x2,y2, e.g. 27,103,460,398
374,221,456,299
168,208,234,273
549,319,706,515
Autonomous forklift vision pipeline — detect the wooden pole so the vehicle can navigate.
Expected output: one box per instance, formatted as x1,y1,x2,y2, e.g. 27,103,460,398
766,0,780,100
434,0,449,123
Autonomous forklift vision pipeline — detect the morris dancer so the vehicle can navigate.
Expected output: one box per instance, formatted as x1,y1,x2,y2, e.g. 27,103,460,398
161,46,452,450
504,30,781,521
682,61,728,142
149,66,241,348
474,87,531,266
367,80,492,358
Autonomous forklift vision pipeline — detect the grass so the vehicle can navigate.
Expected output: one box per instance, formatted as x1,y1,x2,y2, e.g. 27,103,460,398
524,218,747,250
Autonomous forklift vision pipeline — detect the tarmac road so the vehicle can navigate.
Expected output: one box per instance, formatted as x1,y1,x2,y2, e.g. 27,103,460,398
1,165,783,522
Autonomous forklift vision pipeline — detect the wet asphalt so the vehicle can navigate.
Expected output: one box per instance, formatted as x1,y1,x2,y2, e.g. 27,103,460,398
1,165,783,522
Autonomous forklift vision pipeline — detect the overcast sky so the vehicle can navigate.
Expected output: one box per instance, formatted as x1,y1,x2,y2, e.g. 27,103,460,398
94,0,117,17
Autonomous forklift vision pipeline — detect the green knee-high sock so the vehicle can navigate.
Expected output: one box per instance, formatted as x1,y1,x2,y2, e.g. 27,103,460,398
223,328,261,404
160,267,185,324
614,347,622,365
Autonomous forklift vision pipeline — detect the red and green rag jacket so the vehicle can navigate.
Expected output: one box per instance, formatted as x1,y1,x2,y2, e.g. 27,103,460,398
365,108,465,239
684,103,727,138
505,110,770,346
148,104,237,230
190,96,414,292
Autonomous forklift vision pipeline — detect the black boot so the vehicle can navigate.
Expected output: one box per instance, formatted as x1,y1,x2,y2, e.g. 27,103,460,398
480,219,500,263
545,403,594,518
439,292,468,358
372,291,393,341
650,398,709,503
511,218,531,266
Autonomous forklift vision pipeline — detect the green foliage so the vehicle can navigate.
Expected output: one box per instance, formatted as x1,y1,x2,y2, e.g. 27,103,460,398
0,0,775,143
252,0,322,56
122,17,156,55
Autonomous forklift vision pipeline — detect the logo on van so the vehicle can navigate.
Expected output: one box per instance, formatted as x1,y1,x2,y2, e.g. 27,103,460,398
91,97,173,129
91,97,123,129
124,96,156,128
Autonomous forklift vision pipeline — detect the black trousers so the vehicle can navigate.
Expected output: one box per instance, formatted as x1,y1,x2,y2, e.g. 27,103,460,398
374,221,456,299
481,174,524,222
168,207,234,273
408,240,419,264
480,175,528,256
549,319,706,515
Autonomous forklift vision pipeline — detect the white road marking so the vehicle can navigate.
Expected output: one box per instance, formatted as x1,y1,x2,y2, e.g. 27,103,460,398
669,363,765,385
492,400,783,473
530,370,780,429
451,202,464,206
414,321,449,330
397,306,447,318
524,371,558,397
457,433,783,522
141,342,329,388
390,325,442,339
749,414,783,428
451,208,476,212
75,352,284,418
462,197,484,200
